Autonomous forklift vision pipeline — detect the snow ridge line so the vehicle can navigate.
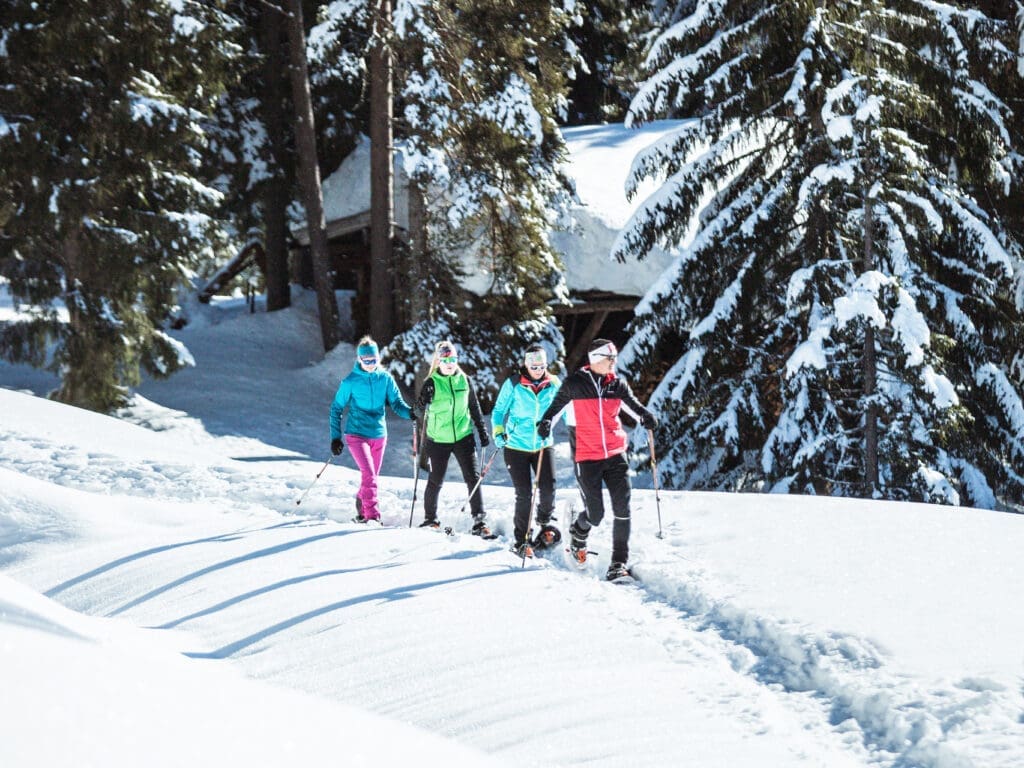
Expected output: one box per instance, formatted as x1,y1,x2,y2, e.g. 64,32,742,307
629,565,1021,768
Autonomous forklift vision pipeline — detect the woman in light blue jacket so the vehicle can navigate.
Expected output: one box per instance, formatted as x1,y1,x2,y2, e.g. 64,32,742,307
330,336,414,522
491,345,561,556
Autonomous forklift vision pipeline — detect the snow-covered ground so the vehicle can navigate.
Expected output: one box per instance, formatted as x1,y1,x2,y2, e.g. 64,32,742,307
2,292,1024,768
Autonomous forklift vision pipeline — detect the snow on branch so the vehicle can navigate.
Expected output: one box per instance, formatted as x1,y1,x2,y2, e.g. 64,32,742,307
975,363,1024,454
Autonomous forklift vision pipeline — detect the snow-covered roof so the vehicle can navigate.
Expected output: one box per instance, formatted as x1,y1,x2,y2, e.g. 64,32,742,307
551,120,686,296
300,121,689,298
292,135,410,246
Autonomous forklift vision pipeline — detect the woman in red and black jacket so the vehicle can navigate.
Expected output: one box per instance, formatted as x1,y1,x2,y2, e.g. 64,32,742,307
537,339,657,581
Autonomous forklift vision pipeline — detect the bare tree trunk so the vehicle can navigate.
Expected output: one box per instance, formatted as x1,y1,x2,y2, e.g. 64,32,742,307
284,0,339,351
861,14,879,494
369,0,394,342
408,181,427,323
261,1,291,312
862,189,879,493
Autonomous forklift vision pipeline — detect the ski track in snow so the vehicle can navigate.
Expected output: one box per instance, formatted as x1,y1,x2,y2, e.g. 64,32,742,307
3,413,1020,768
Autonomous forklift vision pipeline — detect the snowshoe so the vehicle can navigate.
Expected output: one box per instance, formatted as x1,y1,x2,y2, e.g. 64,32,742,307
566,520,588,566
567,543,587,567
531,524,561,550
510,541,534,559
419,518,441,529
605,562,634,582
471,518,498,540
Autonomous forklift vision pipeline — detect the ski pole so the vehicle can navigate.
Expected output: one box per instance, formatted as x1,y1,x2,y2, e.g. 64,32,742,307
456,446,500,517
522,448,545,568
409,416,427,527
647,428,664,538
295,455,335,507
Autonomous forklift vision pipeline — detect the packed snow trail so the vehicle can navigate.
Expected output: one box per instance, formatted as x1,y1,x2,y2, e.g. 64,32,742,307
3,478,866,767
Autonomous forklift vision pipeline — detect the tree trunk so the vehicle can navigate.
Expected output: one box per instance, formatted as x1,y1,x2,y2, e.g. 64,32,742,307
261,1,291,312
862,208,879,494
408,180,428,324
284,0,339,351
862,16,879,494
369,0,394,343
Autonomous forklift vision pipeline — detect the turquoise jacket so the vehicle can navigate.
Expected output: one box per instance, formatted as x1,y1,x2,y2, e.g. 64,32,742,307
491,370,561,452
330,364,412,440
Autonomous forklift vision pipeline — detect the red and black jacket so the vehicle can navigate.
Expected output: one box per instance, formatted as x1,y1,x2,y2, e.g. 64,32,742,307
541,366,651,461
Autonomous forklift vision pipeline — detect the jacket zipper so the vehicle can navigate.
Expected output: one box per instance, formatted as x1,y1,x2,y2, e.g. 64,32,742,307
446,377,457,443
590,373,608,458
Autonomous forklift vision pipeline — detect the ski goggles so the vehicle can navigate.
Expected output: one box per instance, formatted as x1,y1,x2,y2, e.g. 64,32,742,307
439,355,458,365
359,356,379,365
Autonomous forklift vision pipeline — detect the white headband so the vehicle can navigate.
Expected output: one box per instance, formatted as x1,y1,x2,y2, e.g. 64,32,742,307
588,342,617,365
524,350,547,368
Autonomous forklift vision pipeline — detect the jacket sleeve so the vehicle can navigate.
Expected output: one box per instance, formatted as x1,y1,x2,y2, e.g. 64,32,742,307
386,374,413,420
329,381,351,440
548,376,568,423
466,378,488,439
541,375,574,423
617,378,652,423
416,378,435,413
491,378,514,434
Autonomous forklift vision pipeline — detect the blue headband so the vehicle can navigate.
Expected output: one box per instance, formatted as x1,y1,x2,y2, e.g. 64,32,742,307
357,344,378,358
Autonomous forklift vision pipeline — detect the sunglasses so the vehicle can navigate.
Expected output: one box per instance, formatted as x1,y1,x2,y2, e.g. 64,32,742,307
360,356,378,365
527,363,546,370
439,355,458,365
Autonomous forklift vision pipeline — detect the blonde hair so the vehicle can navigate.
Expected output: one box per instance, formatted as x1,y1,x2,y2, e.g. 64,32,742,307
428,339,462,376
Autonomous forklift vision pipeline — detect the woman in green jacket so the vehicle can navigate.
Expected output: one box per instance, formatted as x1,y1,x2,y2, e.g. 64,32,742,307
415,340,492,536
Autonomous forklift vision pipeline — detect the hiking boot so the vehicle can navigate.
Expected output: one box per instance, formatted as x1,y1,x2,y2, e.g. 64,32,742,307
471,518,496,538
606,562,631,581
419,518,440,529
510,541,533,558
568,521,588,565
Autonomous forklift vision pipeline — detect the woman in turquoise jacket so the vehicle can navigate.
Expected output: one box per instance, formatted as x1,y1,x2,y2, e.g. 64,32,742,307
491,345,561,556
329,336,414,522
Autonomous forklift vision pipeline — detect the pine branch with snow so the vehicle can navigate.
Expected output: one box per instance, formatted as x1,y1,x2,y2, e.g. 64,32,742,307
619,0,1024,507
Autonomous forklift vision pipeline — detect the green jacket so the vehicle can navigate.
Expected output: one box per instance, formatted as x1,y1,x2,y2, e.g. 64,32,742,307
419,371,486,445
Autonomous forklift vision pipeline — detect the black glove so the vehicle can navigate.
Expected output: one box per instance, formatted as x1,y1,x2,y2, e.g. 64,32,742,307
536,419,552,439
411,404,424,419
640,412,658,430
478,431,490,448
331,438,344,456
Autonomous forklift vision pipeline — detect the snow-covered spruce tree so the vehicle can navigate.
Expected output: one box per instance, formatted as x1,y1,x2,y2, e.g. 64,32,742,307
617,1,1024,506
0,0,239,412
204,0,301,314
565,0,655,125
382,0,576,404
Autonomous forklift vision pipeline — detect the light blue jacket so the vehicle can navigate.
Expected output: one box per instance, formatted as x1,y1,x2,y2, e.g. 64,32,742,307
491,371,561,452
330,364,412,440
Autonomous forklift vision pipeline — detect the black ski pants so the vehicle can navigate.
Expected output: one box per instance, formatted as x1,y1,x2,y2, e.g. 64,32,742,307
423,433,483,520
504,446,555,545
575,452,631,564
